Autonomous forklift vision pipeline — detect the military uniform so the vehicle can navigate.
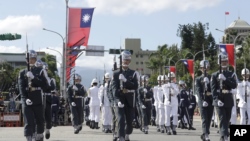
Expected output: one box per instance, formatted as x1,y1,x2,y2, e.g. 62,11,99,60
51,93,60,126
67,83,85,133
19,66,48,141
196,74,214,139
188,91,196,126
210,70,237,139
138,85,153,134
112,68,138,140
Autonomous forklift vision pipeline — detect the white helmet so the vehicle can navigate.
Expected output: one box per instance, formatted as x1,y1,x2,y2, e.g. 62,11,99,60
157,75,162,81
141,75,149,81
217,52,228,68
91,78,98,85
241,68,250,75
200,60,210,68
168,72,176,78
121,50,131,67
105,73,110,79
74,74,82,81
161,75,168,80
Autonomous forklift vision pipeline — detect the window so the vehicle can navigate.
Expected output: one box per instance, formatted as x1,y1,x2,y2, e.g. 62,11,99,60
141,62,143,64
136,55,138,58
136,62,138,65
140,55,143,58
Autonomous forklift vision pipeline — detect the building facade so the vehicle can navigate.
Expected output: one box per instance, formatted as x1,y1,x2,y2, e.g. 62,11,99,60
124,38,155,76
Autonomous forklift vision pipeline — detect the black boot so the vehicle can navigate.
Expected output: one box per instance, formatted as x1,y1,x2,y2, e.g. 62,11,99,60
86,120,90,126
95,122,100,129
211,120,214,127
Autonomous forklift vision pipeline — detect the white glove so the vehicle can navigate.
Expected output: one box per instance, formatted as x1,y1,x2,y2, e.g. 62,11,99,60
202,101,208,107
119,74,127,82
241,101,247,108
166,101,171,105
26,71,34,79
203,77,209,84
218,74,226,81
118,102,124,108
73,85,78,91
143,88,147,93
71,102,76,106
100,103,103,107
217,100,224,107
26,99,33,105
141,105,146,109
188,105,192,109
180,98,184,101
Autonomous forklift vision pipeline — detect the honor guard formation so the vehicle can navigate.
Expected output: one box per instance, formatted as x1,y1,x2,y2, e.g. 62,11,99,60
0,49,247,141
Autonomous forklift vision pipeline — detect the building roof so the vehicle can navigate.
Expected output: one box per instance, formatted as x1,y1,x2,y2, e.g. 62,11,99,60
228,17,250,29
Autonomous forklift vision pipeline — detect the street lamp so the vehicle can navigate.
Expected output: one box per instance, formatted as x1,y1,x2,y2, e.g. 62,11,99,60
43,28,66,99
46,47,63,97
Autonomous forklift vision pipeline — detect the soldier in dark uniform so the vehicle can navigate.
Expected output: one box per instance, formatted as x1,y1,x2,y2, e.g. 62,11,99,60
112,50,138,141
187,89,196,127
177,80,196,130
195,60,214,141
41,62,56,139
18,50,49,141
51,91,59,127
138,75,153,134
67,74,86,134
210,52,237,141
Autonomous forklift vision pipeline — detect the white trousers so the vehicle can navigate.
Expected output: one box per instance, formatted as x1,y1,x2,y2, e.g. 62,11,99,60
240,108,250,125
102,106,112,125
155,106,159,125
164,105,178,126
158,108,165,126
90,106,100,122
230,106,237,124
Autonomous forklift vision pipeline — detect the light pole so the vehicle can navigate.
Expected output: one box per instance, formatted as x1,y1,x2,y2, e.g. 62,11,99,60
46,47,63,97
43,28,66,99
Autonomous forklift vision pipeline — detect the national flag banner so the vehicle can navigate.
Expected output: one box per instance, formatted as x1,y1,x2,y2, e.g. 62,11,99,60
182,59,194,79
219,44,235,68
67,7,95,47
164,66,176,73
66,46,81,82
225,11,229,15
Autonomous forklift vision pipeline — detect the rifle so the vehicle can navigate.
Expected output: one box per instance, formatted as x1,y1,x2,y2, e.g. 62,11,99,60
163,74,165,104
119,51,123,92
113,55,117,71
219,54,222,99
102,76,105,105
169,73,171,103
244,63,247,107
73,71,76,98
143,75,146,104
203,60,207,101
26,34,31,95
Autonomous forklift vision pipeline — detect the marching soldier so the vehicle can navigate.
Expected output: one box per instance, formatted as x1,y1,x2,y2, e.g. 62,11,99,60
162,72,179,135
177,80,196,130
111,50,138,141
18,50,49,141
210,52,237,141
51,91,60,127
237,68,250,125
42,62,56,139
157,75,166,133
195,60,213,141
88,78,100,129
153,75,162,132
187,89,196,127
138,75,153,134
99,73,112,133
67,74,85,134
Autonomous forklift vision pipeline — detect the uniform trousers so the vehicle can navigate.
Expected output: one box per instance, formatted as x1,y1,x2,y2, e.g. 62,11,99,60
164,105,178,126
102,106,112,125
89,106,100,122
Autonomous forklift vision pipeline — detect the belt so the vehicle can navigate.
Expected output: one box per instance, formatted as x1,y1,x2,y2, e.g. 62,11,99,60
145,98,152,102
43,93,51,96
26,87,41,91
73,96,83,98
217,89,231,94
191,103,195,105
51,104,57,106
122,89,135,93
206,92,212,96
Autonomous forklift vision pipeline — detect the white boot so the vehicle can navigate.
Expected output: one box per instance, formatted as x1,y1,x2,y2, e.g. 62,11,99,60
205,134,210,141
224,136,228,141
36,134,44,141
26,136,32,141
125,134,130,141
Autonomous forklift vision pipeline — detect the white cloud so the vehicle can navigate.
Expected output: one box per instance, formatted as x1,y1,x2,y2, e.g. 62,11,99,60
70,0,223,15
0,45,24,53
0,15,43,35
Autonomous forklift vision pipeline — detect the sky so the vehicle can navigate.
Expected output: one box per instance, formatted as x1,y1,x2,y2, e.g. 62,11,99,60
0,0,249,86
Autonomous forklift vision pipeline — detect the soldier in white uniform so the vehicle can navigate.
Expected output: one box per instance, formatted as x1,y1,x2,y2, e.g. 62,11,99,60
157,75,167,133
230,88,237,125
237,68,250,125
88,78,100,129
163,72,179,135
153,75,161,132
99,73,112,133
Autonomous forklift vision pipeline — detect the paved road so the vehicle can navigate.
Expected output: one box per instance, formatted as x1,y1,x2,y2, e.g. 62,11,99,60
0,116,223,141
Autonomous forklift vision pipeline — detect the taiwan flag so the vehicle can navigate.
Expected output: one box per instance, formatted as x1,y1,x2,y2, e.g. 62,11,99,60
67,7,95,47
165,66,176,73
219,44,234,68
182,59,194,79
66,46,81,82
